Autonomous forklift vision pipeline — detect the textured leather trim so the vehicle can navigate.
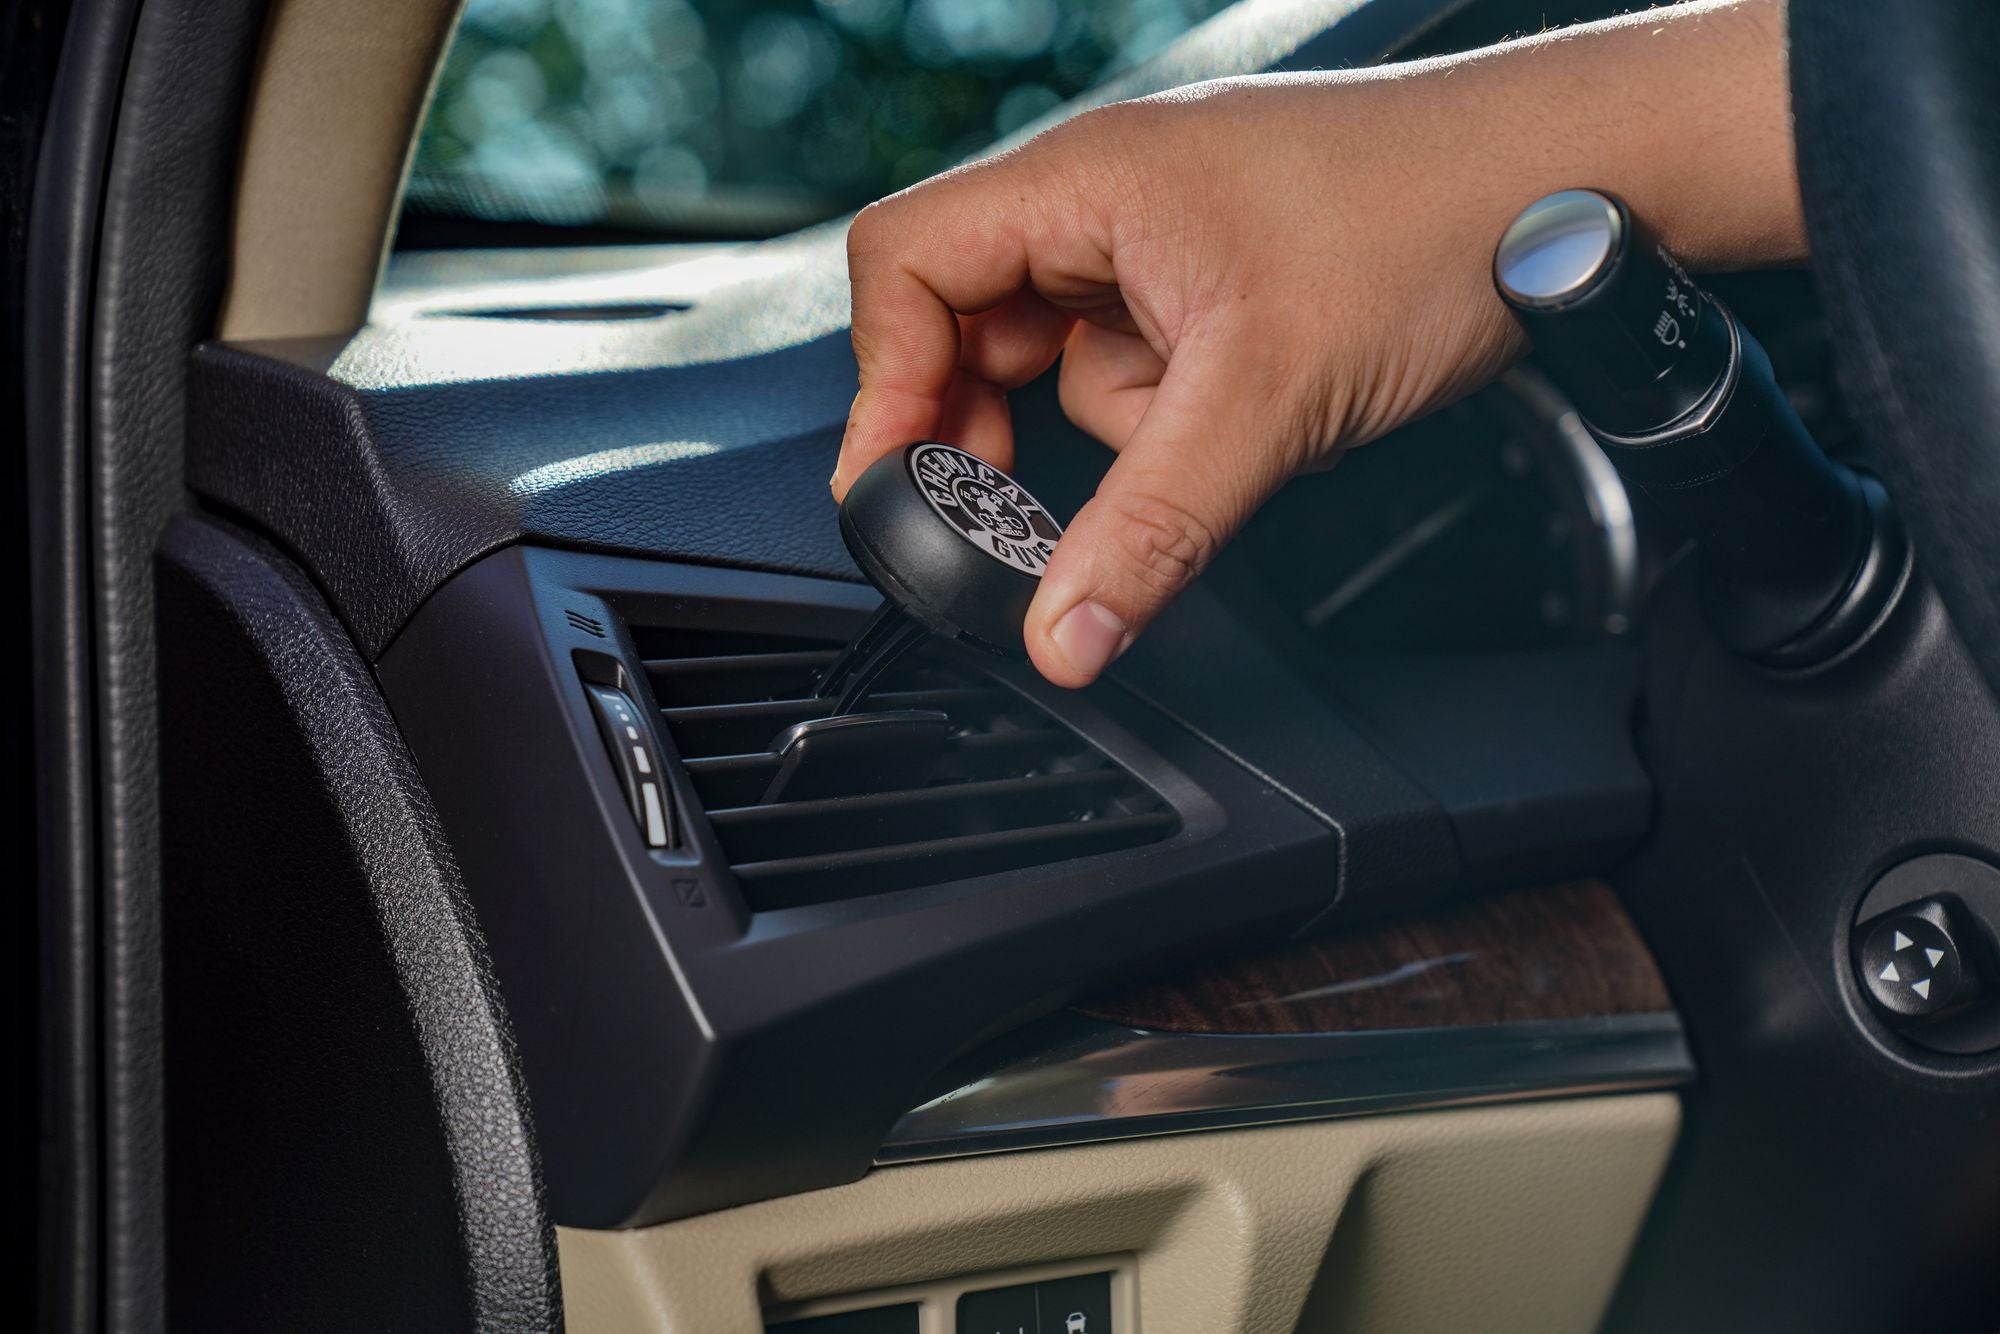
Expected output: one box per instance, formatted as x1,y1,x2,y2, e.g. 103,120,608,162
26,0,143,1322
1790,0,2000,702
562,1094,1680,1334
29,0,268,1327
159,514,561,1331
187,332,866,658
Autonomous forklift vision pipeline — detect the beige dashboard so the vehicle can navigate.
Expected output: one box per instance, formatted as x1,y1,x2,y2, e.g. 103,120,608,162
560,1093,1679,1334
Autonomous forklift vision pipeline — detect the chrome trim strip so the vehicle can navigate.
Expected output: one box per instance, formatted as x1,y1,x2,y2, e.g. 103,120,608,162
877,1012,1693,1164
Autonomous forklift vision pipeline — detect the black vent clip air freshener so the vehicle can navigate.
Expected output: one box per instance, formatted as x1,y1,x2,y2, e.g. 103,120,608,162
817,441,1064,713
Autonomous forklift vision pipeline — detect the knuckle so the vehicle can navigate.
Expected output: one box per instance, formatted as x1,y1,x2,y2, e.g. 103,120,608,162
1082,95,1170,140
1098,490,1220,597
1055,357,1090,419
847,320,882,368
846,199,899,261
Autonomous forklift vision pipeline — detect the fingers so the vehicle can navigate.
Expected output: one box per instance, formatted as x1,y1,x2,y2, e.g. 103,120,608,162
837,144,1121,498
934,374,1014,467
838,183,1030,496
1057,320,1167,450
915,292,1077,477
959,290,1074,390
1026,344,1295,687
838,106,1282,689
837,216,978,497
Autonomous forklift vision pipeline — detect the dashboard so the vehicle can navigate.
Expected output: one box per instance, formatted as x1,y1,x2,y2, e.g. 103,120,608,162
182,0,1812,1233
115,0,2000,1328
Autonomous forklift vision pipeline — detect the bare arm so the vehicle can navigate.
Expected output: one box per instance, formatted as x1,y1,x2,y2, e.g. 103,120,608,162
835,0,1802,686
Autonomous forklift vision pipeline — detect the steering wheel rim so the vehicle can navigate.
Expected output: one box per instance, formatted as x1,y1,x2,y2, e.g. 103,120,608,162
1790,0,2000,694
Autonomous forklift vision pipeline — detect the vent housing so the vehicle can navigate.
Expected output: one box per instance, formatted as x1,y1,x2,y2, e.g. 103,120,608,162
642,627,1179,911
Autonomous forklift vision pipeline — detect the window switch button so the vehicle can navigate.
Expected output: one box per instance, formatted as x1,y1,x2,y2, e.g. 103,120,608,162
957,1282,1038,1334
1035,1272,1113,1334
767,1303,918,1333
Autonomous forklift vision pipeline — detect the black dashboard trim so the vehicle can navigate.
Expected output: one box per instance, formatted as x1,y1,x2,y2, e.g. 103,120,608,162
879,1011,1693,1163
377,545,1354,1225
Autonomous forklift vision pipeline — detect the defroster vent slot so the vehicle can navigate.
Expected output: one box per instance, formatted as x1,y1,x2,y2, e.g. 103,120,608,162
644,628,1178,910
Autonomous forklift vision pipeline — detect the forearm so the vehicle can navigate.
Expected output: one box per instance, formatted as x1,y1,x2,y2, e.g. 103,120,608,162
1348,0,1804,272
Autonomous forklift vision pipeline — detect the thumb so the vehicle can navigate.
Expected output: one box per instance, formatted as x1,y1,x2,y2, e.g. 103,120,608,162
1024,354,1294,688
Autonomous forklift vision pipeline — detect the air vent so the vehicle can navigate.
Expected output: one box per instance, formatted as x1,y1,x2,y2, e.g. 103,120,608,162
643,628,1179,911
429,301,689,322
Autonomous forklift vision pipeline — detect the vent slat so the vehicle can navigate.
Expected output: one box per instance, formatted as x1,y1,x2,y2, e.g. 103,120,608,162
679,752,781,809
663,685,1011,724
662,686,1014,757
645,651,961,702
645,650,837,705
682,728,1079,808
650,650,838,673
730,811,1181,910
706,768,1127,861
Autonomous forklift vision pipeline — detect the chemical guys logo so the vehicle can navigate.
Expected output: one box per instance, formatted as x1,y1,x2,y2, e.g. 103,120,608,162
908,442,1063,577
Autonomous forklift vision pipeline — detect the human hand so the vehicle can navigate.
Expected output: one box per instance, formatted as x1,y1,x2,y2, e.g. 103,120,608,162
834,0,1801,687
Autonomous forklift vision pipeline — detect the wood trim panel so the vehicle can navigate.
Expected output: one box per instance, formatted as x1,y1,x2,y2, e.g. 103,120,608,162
1074,879,1670,1034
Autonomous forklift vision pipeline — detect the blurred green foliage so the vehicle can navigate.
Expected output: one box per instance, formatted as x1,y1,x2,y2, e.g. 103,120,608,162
408,0,1238,237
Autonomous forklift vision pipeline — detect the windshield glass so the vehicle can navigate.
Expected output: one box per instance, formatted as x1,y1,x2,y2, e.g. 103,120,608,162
405,0,1239,241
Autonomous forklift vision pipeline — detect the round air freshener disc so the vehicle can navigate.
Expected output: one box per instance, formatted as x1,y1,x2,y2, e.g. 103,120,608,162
839,441,1065,654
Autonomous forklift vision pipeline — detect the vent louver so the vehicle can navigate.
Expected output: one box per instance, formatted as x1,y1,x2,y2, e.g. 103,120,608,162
643,628,1178,911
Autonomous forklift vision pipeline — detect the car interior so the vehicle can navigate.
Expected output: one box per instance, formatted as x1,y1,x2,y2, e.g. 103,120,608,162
8,0,2000,1330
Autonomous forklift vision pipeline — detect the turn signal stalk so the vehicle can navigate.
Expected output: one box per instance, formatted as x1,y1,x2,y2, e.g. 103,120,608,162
1494,189,1906,666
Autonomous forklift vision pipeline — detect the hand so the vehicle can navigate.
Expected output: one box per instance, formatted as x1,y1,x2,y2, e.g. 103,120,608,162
835,0,1802,687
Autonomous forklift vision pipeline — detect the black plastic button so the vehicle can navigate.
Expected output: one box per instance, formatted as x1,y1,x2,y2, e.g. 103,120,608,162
767,1303,919,1333
957,1282,1038,1334
1854,858,2000,1053
1035,1272,1113,1334
1856,899,1967,1019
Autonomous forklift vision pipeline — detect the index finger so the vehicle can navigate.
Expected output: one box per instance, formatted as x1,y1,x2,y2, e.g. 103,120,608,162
835,166,1038,497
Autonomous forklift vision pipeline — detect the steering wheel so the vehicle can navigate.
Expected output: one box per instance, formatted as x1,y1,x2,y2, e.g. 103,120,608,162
1791,0,2000,695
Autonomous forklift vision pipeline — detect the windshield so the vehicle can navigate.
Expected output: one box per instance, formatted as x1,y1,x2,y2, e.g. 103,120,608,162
404,0,1240,242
